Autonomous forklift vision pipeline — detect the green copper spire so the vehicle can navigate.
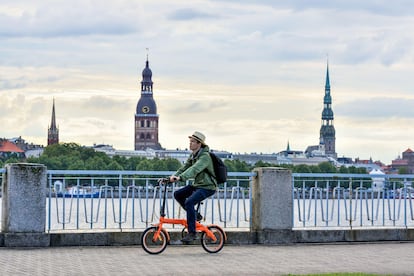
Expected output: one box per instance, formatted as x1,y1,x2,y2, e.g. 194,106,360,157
322,61,333,119
325,62,330,89
319,60,336,158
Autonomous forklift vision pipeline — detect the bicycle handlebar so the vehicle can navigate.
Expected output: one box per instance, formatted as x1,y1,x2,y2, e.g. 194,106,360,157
157,177,173,185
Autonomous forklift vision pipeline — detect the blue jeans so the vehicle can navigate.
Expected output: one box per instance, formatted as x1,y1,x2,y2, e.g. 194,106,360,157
174,185,216,233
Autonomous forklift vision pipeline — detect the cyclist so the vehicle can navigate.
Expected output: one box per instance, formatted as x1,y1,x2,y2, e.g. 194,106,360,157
169,131,217,243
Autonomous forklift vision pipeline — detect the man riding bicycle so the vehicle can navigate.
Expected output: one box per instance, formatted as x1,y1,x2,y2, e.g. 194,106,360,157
169,131,217,243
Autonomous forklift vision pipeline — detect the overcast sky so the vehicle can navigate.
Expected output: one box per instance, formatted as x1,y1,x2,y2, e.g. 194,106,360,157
1,0,414,164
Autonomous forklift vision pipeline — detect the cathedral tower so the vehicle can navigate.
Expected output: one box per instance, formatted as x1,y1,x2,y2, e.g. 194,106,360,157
134,57,162,150
47,99,59,146
319,62,337,158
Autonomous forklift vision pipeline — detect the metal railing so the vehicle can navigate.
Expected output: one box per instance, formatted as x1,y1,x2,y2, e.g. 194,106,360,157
46,170,254,232
4,168,414,231
293,173,414,228
0,168,3,196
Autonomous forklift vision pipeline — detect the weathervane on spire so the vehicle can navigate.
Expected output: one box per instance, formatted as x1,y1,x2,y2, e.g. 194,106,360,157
146,48,149,61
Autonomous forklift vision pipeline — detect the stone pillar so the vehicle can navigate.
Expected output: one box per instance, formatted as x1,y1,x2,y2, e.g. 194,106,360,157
1,163,49,246
251,167,293,243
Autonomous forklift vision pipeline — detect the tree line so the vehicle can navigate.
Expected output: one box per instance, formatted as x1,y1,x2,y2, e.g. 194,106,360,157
0,142,368,174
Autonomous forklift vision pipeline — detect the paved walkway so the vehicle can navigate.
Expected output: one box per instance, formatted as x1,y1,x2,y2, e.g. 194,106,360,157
1,242,413,275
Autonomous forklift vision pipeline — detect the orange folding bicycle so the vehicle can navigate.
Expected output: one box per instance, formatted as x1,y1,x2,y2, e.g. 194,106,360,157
141,178,226,254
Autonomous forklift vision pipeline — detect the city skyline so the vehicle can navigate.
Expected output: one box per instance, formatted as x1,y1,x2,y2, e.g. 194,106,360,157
1,1,414,164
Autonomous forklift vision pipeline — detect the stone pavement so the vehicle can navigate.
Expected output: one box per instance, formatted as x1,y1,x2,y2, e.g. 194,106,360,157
1,242,413,275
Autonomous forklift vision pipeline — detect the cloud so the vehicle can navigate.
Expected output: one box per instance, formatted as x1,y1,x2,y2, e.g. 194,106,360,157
213,0,414,16
0,78,27,90
1,0,414,165
168,8,219,21
336,98,414,119
0,1,140,38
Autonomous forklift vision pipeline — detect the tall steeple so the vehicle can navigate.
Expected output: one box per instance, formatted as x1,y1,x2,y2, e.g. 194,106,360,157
134,54,162,150
319,61,336,158
47,98,59,146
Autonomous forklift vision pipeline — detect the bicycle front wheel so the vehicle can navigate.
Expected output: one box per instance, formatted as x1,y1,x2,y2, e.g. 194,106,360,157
141,226,168,254
201,225,225,253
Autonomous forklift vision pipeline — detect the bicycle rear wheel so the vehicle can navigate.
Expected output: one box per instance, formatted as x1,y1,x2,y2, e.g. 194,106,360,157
141,226,168,254
201,225,225,253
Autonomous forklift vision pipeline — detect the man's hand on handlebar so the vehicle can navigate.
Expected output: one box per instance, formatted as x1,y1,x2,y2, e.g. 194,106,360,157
169,175,180,182
157,176,180,185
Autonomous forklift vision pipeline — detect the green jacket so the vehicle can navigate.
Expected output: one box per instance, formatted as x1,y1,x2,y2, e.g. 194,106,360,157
175,145,217,190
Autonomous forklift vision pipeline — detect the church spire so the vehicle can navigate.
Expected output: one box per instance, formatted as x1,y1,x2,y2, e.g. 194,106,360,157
322,61,333,121
325,61,330,89
47,98,59,146
141,52,153,93
134,54,162,150
319,60,336,158
51,98,57,129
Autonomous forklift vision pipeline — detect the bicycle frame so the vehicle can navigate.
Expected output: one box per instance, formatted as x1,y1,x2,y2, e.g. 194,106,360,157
152,217,219,242
151,179,225,242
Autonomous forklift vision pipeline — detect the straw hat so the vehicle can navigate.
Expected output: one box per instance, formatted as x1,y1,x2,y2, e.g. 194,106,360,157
188,131,206,145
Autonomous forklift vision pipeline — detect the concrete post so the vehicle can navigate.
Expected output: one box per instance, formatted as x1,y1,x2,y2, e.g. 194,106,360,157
1,163,49,246
251,167,293,243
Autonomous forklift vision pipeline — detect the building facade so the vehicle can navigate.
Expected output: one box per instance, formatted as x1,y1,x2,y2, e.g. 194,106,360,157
391,148,414,174
0,139,25,159
134,57,162,150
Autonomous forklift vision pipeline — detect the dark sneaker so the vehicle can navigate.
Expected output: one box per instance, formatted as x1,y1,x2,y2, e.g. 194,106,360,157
196,212,203,221
181,232,197,243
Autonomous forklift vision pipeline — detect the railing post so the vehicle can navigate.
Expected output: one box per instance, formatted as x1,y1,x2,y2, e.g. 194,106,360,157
251,167,293,243
1,163,49,246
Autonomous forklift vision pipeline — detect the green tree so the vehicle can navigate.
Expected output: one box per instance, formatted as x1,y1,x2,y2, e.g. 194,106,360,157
347,166,359,174
279,164,294,171
67,159,85,170
79,147,98,161
151,158,167,171
339,166,349,174
122,156,145,171
254,160,273,168
294,164,312,173
136,159,153,171
112,155,128,169
42,143,79,157
4,157,20,164
227,159,250,172
310,165,322,173
164,158,182,171
84,156,107,170
29,155,62,169
357,167,368,174
318,162,337,173
106,160,123,171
